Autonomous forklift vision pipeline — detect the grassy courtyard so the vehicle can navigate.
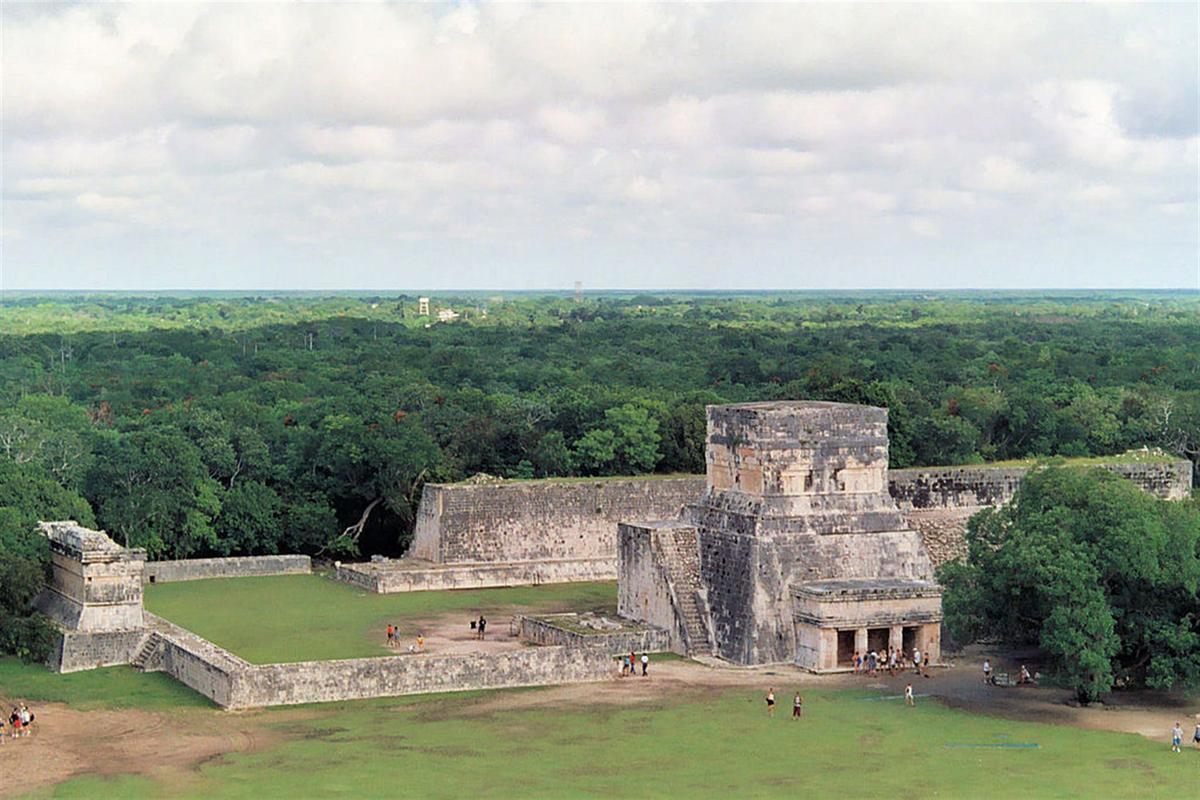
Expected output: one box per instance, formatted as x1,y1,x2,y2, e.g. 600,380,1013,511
22,679,1196,799
143,574,617,663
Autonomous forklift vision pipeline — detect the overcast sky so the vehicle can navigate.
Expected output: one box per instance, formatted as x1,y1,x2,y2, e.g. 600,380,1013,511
2,2,1197,291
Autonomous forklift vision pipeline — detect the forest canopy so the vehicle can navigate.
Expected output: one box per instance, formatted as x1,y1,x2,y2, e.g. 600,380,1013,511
1,290,1197,559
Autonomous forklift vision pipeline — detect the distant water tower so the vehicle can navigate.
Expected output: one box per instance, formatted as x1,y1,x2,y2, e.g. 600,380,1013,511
574,281,582,303
418,297,430,316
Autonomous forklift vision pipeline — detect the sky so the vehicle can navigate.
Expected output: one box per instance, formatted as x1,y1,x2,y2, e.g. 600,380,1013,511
2,2,1197,291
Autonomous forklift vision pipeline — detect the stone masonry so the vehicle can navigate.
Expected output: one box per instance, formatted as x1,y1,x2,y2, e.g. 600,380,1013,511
620,402,943,670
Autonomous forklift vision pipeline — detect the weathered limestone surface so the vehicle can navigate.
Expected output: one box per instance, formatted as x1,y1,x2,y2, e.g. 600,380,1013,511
398,456,1189,586
35,521,146,632
409,477,701,564
336,557,613,593
144,555,311,584
51,629,146,673
515,614,674,656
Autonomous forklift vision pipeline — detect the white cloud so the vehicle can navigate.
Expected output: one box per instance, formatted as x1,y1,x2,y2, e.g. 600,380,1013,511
1,2,1196,289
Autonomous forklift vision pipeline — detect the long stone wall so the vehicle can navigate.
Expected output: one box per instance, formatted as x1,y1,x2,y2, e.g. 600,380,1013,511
336,557,613,593
136,612,614,710
232,644,614,709
405,458,1190,578
143,555,311,584
888,459,1192,565
410,477,703,564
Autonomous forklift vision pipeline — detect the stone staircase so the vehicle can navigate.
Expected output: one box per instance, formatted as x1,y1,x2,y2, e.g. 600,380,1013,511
653,527,714,657
129,632,161,672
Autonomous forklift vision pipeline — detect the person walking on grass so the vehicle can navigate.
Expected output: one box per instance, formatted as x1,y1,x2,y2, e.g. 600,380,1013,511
792,692,803,719
766,688,776,717
1171,723,1183,753
1193,719,1200,750
905,684,915,707
640,653,649,676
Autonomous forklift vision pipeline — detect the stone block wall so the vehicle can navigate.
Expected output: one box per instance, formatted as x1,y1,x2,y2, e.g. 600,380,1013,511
410,477,703,564
889,459,1192,566
143,555,311,584
51,629,146,673
336,557,613,593
229,645,614,709
515,615,674,656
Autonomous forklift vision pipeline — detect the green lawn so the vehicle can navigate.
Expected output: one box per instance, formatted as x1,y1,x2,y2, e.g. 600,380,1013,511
144,575,617,664
0,657,212,710
30,686,1197,799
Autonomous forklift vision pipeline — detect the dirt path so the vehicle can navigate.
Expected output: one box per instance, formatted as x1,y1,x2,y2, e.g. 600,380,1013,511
0,698,271,795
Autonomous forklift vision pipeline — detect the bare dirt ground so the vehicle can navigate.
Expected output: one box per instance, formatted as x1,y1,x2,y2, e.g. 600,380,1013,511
6,645,1197,794
378,611,529,656
0,699,275,795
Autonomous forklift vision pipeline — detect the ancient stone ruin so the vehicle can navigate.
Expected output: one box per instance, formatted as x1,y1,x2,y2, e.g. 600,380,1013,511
619,401,944,670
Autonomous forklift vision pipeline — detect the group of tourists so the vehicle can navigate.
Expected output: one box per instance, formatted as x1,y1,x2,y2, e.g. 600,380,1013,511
1,704,35,740
385,624,424,653
852,647,928,677
620,651,649,677
981,658,1037,685
1170,721,1200,753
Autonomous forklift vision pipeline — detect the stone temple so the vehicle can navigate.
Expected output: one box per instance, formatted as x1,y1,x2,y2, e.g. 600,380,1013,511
619,400,943,670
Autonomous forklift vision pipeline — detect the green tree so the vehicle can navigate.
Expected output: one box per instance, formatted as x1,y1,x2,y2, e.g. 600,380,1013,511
941,467,1200,703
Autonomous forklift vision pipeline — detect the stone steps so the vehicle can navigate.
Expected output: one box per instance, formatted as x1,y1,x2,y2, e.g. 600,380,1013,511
129,634,159,672
653,528,713,657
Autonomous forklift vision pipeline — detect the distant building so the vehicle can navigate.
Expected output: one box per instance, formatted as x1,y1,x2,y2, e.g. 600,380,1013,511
418,297,430,316
437,308,460,323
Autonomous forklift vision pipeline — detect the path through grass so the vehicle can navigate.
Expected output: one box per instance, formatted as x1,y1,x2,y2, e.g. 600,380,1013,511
144,575,616,663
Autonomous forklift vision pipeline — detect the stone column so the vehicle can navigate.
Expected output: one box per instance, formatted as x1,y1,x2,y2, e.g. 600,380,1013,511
854,628,868,656
889,625,904,652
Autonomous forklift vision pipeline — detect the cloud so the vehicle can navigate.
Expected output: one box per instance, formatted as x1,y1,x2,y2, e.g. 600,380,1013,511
1,2,1196,289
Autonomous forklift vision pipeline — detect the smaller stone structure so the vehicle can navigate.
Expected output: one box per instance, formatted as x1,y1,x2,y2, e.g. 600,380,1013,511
517,613,675,656
792,579,942,672
35,521,148,672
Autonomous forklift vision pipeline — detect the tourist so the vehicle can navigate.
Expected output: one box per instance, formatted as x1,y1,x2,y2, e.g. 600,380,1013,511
1192,719,1200,749
621,655,630,676
417,634,425,652
905,684,915,707
9,708,22,738
1018,664,1032,685
1171,722,1183,753
478,615,487,640
766,687,776,716
629,651,637,677
853,652,861,674
640,653,649,676
888,648,898,677
386,624,395,647
912,648,922,675
983,658,992,684
792,692,803,719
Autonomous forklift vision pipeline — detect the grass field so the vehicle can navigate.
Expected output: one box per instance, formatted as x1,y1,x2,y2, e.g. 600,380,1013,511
0,657,213,710
26,683,1197,799
143,575,617,663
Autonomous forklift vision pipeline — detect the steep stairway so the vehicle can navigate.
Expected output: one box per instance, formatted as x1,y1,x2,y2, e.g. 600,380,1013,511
653,527,714,657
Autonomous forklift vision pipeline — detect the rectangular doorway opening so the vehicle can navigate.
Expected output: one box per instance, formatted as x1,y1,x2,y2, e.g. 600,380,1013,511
867,628,889,653
837,630,855,666
903,626,918,655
